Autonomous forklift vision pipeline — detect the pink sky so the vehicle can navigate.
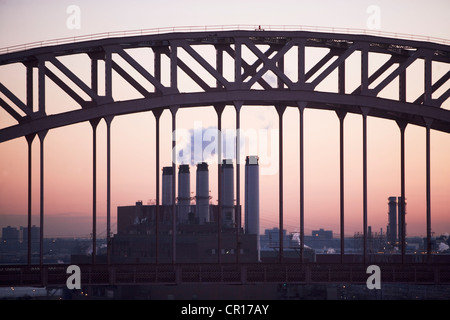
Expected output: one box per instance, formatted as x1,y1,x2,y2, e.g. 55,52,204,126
0,0,449,238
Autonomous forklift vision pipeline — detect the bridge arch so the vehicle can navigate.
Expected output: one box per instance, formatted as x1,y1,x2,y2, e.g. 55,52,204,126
0,29,449,266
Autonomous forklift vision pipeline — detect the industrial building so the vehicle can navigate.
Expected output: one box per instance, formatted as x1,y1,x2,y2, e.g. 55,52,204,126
111,157,261,263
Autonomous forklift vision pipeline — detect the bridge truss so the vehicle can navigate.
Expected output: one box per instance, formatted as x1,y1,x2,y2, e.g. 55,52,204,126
0,29,449,282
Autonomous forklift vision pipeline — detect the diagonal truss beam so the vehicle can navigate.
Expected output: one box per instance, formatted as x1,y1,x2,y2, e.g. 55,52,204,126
177,40,231,89
305,51,336,82
438,88,450,105
242,46,277,80
45,67,88,107
162,50,211,91
414,70,450,104
222,45,273,90
309,44,360,89
370,49,425,96
352,56,400,95
0,82,35,119
111,60,152,98
0,96,25,123
240,38,295,89
113,46,168,94
49,56,101,103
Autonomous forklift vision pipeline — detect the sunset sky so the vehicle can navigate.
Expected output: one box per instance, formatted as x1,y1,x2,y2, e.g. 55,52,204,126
0,0,449,240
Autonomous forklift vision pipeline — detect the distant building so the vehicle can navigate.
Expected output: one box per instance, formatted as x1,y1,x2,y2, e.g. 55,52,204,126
2,226,19,243
259,227,315,262
260,228,296,249
22,225,40,244
312,228,333,240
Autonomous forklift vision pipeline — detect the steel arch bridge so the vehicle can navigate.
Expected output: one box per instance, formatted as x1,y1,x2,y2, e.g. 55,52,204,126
0,28,450,287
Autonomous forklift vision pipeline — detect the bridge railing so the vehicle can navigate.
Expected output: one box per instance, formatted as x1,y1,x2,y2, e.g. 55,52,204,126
1,263,449,287
1,24,449,55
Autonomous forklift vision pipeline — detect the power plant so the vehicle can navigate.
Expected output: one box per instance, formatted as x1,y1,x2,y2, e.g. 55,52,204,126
112,157,261,263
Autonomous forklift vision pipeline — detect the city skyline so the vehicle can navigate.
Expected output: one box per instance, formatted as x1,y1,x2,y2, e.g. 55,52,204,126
0,0,449,241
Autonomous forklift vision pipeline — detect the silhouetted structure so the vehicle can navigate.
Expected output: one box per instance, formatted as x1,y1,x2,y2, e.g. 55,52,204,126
112,159,261,263
2,226,19,244
1,29,449,295
386,196,407,248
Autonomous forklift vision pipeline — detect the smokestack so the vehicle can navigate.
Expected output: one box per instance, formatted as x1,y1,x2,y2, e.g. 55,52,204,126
387,196,397,244
245,155,260,260
196,162,209,224
178,164,190,223
221,159,234,228
162,166,173,206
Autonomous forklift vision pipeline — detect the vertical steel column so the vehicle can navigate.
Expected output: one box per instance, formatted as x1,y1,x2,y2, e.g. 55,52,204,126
38,59,46,265
215,105,225,263
297,40,305,88
424,56,432,106
397,120,407,264
90,119,100,264
337,110,346,262
104,48,112,101
234,40,242,264
170,107,178,264
234,101,242,264
26,64,34,110
153,48,162,263
424,118,433,261
215,45,225,263
235,40,242,87
105,116,114,265
298,104,305,263
170,41,178,264
153,109,162,264
26,134,35,265
276,53,286,264
26,62,36,265
38,59,45,114
399,69,408,265
216,45,224,90
338,61,346,263
90,54,99,265
361,107,369,265
297,40,306,262
361,45,369,95
91,56,99,96
38,130,47,267
360,46,369,265
424,56,433,261
276,105,286,263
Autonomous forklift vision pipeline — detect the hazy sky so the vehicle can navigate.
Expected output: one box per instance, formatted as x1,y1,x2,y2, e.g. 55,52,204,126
0,0,449,239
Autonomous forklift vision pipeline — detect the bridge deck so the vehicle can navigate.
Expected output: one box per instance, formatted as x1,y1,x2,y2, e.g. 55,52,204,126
1,263,449,287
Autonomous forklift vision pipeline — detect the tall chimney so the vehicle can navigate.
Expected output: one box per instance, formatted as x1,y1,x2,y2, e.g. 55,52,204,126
221,159,234,228
178,164,190,223
162,166,173,206
245,155,260,260
387,196,397,245
196,162,209,224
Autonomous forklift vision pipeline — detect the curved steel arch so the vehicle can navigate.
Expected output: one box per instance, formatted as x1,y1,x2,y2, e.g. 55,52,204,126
0,30,449,141
1,90,450,142
1,30,449,268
